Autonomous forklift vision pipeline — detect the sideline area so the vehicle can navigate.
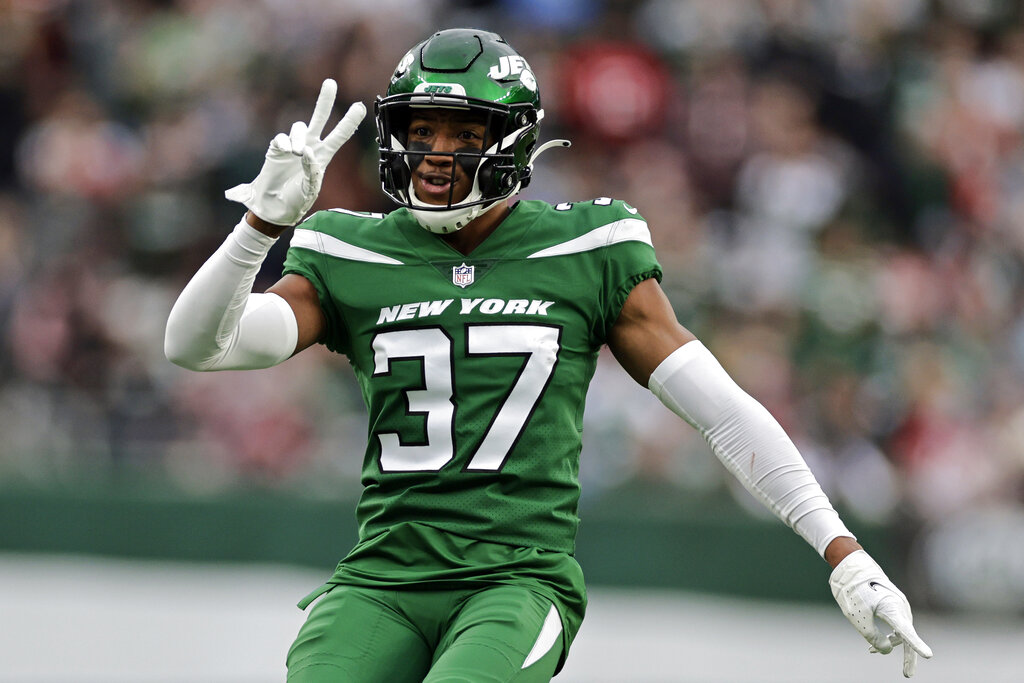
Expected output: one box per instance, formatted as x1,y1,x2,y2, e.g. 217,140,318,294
0,553,1017,682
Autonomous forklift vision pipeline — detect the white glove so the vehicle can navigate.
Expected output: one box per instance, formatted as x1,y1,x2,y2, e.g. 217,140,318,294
225,79,366,226
829,549,933,677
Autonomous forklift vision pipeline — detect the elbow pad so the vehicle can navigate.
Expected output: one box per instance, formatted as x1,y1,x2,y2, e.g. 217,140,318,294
176,292,299,371
165,217,299,371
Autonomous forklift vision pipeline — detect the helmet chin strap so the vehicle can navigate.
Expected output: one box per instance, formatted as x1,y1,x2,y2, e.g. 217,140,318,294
409,189,491,234
407,172,489,234
408,138,572,235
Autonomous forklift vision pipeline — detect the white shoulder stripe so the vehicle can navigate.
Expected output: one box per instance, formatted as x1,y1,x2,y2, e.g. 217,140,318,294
290,228,403,265
526,218,652,259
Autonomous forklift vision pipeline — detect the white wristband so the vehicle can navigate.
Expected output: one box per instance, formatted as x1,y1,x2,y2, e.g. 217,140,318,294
165,216,299,371
649,341,853,556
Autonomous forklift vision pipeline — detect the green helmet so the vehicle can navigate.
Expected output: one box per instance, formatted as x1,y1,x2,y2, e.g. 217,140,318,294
376,28,564,233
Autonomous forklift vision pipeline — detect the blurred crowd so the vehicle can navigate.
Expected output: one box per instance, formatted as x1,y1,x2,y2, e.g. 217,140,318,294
4,0,1024,604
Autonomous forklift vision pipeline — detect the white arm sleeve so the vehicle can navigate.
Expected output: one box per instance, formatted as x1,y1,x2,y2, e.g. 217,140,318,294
648,340,853,556
164,216,299,371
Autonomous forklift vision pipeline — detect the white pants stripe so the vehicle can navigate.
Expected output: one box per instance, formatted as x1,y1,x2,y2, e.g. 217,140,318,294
521,604,563,669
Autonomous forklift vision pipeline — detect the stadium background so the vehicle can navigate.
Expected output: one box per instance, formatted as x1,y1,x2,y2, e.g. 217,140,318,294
2,0,1024,679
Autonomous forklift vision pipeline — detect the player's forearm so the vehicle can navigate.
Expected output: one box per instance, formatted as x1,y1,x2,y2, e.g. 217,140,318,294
164,216,298,371
648,341,853,557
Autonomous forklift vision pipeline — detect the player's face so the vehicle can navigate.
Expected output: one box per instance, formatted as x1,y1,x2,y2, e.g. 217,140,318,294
406,109,489,205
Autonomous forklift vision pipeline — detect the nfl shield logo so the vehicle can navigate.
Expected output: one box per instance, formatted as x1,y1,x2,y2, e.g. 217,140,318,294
452,263,474,288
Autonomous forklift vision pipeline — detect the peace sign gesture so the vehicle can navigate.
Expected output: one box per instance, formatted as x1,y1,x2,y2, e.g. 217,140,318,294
226,79,366,226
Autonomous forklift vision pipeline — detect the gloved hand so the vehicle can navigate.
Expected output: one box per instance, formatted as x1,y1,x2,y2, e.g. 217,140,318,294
225,78,366,226
829,549,933,677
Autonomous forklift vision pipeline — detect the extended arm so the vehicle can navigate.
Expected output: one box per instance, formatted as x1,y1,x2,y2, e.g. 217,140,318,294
607,278,931,676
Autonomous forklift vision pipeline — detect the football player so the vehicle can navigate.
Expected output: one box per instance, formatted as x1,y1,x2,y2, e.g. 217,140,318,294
165,28,931,682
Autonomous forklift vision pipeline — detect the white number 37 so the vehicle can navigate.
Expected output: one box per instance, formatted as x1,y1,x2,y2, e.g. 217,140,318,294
371,324,560,472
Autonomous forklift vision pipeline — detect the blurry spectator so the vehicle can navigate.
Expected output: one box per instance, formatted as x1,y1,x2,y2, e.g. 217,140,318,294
17,88,145,203
556,40,674,144
717,67,859,313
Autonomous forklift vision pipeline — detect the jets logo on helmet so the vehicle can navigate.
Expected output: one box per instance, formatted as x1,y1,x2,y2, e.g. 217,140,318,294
375,28,568,234
412,81,468,102
488,55,537,92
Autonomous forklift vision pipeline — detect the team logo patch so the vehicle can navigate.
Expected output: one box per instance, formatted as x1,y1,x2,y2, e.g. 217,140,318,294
452,263,475,288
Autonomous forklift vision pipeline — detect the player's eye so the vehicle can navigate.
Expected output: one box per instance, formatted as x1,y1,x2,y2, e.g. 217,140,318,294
410,125,431,138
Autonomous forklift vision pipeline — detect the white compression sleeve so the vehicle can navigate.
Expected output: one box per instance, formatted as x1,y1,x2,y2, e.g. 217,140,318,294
648,341,853,556
165,216,298,371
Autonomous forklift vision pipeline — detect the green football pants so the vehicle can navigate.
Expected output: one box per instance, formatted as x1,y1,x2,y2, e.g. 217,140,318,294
286,583,564,682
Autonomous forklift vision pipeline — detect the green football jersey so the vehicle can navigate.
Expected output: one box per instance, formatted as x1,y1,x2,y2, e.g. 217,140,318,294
284,197,660,553
283,198,661,651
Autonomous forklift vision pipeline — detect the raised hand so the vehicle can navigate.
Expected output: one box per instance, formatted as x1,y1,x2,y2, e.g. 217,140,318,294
225,79,366,226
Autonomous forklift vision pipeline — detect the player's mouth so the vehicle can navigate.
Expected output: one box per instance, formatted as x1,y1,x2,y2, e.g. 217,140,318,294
415,171,459,203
